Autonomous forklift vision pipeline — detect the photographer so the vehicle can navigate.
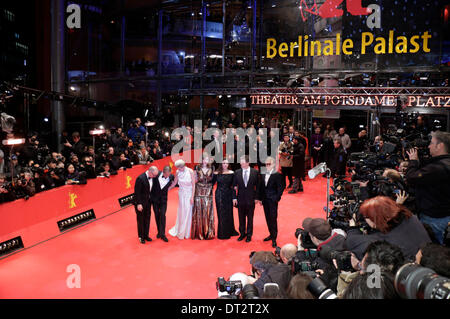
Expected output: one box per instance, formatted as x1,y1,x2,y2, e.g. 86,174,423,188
137,145,153,165
46,159,65,187
149,140,164,160
0,173,16,203
353,130,369,153
250,251,291,298
21,133,39,164
15,171,36,198
405,131,450,244
341,272,398,299
300,218,346,252
415,243,450,277
63,132,86,159
32,166,51,193
116,153,132,170
96,162,118,178
127,118,147,143
64,164,87,185
345,196,431,260
336,240,405,297
80,156,97,179
330,137,347,178
6,154,24,177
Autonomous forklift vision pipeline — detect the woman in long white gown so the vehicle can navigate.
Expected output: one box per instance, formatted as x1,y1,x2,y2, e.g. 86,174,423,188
168,160,196,239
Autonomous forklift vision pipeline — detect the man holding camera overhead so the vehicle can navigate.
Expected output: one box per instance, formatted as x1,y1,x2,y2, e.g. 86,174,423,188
405,131,450,244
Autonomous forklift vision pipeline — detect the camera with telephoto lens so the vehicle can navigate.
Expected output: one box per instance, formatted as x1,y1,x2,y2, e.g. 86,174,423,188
1,181,14,192
216,277,243,297
307,277,337,299
319,246,354,272
295,228,316,249
394,263,450,299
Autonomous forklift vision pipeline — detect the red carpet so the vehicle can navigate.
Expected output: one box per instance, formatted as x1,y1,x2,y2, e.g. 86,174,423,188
0,177,328,299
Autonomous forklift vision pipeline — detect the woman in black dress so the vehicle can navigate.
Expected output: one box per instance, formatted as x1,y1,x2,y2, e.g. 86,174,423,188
214,159,239,239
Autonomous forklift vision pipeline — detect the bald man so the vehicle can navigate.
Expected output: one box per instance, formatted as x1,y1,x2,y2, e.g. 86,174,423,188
280,244,298,264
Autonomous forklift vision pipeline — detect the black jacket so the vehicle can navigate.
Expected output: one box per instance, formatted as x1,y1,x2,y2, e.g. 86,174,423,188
345,215,431,260
232,168,260,203
405,155,450,218
134,172,151,208
330,146,347,177
253,263,292,298
258,171,285,202
292,142,305,178
151,172,174,204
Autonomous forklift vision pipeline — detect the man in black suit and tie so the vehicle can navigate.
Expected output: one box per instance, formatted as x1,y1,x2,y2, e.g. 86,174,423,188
233,155,261,243
134,166,158,244
151,166,174,242
258,157,285,248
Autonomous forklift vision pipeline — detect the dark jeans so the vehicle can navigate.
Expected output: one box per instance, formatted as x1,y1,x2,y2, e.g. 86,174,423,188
281,167,293,186
420,214,450,244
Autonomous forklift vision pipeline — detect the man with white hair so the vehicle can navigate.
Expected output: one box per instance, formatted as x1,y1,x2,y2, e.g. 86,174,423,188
258,156,285,248
134,167,158,244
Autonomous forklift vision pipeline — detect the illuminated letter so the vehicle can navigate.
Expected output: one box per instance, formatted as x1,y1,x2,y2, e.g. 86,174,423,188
421,31,431,53
395,36,408,54
267,38,277,59
409,36,420,53
361,32,374,54
279,43,288,57
323,40,334,56
342,39,354,55
374,37,386,54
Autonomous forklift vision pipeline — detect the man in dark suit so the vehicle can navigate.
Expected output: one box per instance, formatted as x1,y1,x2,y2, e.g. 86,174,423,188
233,155,261,242
259,157,285,248
151,166,174,242
134,166,158,244
289,136,305,194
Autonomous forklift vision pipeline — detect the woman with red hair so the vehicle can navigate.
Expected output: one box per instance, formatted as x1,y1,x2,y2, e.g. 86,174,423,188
345,196,431,260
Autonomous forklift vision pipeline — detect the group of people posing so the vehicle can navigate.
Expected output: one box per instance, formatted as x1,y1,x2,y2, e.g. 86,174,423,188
133,154,285,248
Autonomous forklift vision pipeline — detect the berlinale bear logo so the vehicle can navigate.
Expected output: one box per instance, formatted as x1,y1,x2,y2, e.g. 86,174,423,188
300,0,381,29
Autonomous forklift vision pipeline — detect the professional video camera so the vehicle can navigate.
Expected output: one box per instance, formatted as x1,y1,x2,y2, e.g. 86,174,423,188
394,263,450,299
348,152,397,174
326,177,372,232
216,277,243,298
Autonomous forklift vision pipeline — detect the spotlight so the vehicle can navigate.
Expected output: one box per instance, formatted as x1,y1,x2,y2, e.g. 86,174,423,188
145,121,156,127
2,138,25,146
90,129,105,136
